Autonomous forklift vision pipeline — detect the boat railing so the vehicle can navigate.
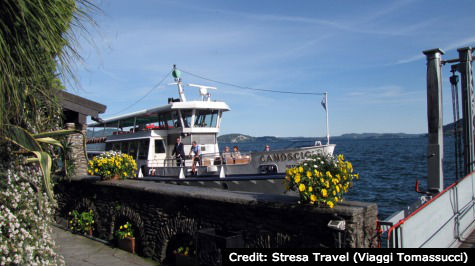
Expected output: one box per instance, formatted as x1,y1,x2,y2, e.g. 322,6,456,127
146,152,252,168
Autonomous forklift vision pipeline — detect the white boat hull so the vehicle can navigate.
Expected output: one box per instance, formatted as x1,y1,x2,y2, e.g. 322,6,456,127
150,144,336,178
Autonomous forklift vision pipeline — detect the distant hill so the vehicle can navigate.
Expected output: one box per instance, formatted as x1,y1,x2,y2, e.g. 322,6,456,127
443,119,462,135
217,132,423,143
86,128,116,137
335,133,422,140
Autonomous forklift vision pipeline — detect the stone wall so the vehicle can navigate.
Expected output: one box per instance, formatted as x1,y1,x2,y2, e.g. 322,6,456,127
66,123,88,177
55,177,378,264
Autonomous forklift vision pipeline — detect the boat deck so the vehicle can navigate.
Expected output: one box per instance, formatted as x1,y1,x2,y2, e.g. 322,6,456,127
142,174,284,182
458,227,475,248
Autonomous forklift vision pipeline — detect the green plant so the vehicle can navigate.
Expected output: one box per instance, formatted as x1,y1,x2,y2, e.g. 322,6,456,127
173,241,196,257
69,210,94,234
284,154,359,208
88,151,138,180
1,125,86,201
115,222,134,240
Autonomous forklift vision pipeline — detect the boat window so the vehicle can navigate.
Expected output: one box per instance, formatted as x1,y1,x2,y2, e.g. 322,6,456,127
112,142,121,151
155,139,166,154
121,142,129,154
138,139,150,160
129,141,138,159
195,110,219,128
181,110,192,128
161,111,179,129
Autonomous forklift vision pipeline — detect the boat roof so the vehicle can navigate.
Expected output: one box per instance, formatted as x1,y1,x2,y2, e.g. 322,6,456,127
88,100,230,128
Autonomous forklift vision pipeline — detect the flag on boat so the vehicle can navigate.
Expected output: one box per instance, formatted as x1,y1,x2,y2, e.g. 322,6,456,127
321,95,327,111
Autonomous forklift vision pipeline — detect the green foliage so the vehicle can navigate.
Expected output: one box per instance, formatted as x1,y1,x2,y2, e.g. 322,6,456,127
115,222,134,240
0,0,96,131
0,125,86,201
173,241,196,257
69,210,94,234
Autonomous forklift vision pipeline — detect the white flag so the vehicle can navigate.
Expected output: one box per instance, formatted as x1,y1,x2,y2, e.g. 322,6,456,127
321,95,327,111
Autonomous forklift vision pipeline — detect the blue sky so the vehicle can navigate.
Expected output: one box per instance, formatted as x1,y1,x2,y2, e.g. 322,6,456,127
72,0,475,137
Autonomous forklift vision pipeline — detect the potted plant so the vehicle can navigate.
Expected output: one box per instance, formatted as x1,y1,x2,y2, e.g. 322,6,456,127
88,151,137,180
68,210,94,236
116,222,135,254
284,154,359,207
173,241,198,266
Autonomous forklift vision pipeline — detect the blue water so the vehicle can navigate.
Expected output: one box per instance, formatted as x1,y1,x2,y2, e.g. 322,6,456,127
220,136,459,219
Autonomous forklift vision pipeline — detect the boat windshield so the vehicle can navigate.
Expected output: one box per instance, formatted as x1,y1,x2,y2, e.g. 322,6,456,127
195,110,219,128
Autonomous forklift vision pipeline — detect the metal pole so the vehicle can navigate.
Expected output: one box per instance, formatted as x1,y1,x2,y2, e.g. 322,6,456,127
325,92,330,145
423,48,444,193
457,47,474,175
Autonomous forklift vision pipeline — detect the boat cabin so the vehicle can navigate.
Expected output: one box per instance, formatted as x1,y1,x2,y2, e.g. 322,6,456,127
87,84,231,172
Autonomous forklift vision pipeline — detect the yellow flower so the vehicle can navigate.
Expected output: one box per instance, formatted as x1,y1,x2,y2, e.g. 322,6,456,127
124,172,127,177
326,171,332,178
306,171,312,178
120,226,123,229
299,166,304,173
95,168,98,173
308,186,313,192
327,201,334,208
321,189,328,197
320,178,324,183
336,186,340,193
299,183,306,192
310,194,317,202
333,190,336,196
334,197,339,202
286,169,291,176
294,174,301,183
124,224,128,229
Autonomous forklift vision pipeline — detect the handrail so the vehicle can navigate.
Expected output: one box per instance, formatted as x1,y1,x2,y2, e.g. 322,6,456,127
146,152,252,167
386,170,475,242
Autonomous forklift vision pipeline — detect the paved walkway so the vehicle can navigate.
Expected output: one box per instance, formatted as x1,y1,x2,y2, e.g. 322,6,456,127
52,226,159,266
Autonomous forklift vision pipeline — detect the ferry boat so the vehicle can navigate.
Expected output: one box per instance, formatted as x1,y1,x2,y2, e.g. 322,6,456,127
87,66,335,185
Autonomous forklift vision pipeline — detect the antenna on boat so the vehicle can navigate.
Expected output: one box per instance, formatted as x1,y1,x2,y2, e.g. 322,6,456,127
188,83,217,101
171,65,187,102
322,92,330,145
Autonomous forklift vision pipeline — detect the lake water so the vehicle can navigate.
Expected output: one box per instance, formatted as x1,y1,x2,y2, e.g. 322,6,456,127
220,136,459,219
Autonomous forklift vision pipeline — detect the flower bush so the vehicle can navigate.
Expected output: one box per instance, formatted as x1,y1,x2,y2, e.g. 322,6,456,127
68,210,94,234
115,222,134,240
0,164,65,266
88,151,137,180
284,154,359,208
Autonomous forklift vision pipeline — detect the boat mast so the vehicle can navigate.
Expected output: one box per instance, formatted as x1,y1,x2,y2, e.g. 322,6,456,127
172,65,186,102
323,92,330,145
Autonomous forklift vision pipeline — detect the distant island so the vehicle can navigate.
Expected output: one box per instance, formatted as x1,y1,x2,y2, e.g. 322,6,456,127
217,132,423,143
217,120,464,143
86,120,461,141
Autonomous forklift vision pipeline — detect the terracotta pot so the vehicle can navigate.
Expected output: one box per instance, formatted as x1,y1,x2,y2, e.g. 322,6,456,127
88,228,93,236
111,174,120,180
118,237,135,254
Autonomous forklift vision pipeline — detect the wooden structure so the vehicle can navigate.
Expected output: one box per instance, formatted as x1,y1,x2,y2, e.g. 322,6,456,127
59,91,106,176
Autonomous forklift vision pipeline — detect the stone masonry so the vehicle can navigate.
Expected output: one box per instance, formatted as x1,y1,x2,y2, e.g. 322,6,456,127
56,177,379,264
